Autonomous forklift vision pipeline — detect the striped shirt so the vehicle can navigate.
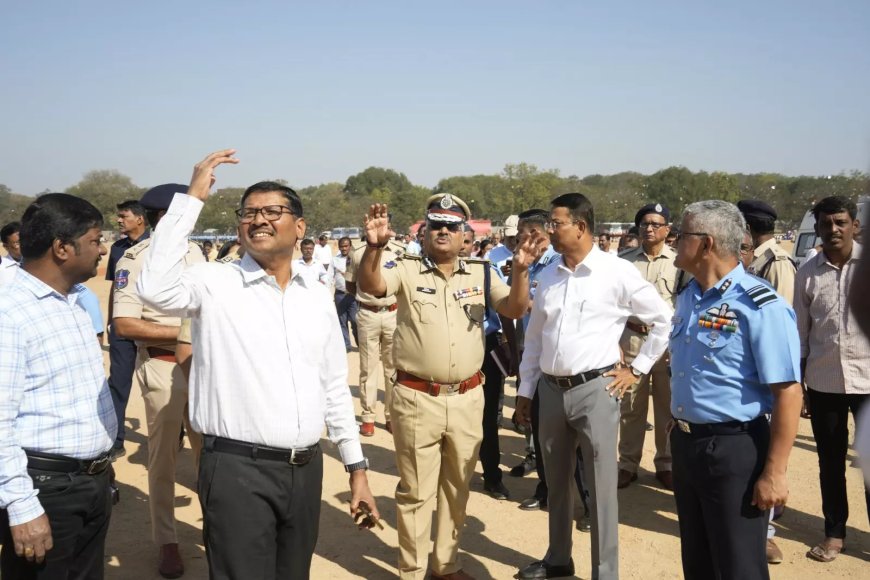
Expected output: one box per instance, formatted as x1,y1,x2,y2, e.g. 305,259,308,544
0,269,117,525
795,243,870,394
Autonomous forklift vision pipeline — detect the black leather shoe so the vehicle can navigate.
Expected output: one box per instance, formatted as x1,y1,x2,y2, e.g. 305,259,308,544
576,511,591,532
516,559,574,579
519,497,547,510
483,480,510,500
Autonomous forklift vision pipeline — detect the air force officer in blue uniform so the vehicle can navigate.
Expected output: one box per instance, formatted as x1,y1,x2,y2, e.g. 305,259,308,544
669,200,802,580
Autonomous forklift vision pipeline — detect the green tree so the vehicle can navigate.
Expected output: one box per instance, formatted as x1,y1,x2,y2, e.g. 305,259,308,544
65,170,143,226
344,167,412,197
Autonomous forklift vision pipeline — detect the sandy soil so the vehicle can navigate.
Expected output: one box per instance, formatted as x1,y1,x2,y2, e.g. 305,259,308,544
72,264,868,579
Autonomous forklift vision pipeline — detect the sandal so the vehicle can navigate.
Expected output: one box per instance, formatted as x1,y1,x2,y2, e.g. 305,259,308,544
807,540,845,562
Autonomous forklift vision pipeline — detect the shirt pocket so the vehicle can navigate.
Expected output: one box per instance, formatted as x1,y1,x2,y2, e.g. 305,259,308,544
412,297,438,324
694,328,736,352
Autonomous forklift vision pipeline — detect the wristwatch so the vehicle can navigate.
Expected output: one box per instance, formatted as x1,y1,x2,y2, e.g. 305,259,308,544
630,366,643,379
345,458,370,473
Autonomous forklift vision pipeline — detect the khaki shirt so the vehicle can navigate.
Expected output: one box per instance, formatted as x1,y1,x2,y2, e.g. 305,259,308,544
383,254,510,383
113,238,205,350
749,237,796,305
346,241,404,307
177,318,192,344
619,244,685,360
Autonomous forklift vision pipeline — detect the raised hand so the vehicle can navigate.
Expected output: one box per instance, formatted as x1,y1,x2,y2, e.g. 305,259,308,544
513,229,549,270
188,149,239,201
363,204,392,246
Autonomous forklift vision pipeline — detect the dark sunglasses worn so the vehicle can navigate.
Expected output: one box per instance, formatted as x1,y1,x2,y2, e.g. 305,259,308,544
427,220,463,233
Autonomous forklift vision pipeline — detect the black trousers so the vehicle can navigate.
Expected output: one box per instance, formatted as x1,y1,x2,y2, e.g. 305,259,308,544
807,389,870,539
671,422,770,580
1,468,112,580
107,327,137,448
198,438,323,580
531,389,589,510
480,332,505,484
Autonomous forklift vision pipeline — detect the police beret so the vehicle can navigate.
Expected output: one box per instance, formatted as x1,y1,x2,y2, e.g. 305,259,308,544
737,199,777,222
425,193,471,223
634,203,670,226
140,183,189,211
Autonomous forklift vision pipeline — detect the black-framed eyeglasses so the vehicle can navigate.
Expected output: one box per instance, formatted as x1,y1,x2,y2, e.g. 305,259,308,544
426,220,463,233
676,232,710,242
639,221,668,230
235,205,295,223
739,243,754,254
545,220,578,230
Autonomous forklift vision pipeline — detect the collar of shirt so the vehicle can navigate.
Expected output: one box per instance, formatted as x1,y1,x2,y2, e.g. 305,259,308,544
244,253,310,288
752,237,777,260
419,255,470,276
641,243,676,261
556,244,606,275
686,263,747,303
815,241,862,269
16,267,87,305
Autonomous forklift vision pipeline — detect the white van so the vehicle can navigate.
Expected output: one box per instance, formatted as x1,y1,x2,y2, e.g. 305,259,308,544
792,196,867,266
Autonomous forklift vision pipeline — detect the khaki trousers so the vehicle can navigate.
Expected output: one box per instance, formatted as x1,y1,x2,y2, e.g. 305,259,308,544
136,350,202,545
618,354,672,473
357,308,396,423
390,381,485,579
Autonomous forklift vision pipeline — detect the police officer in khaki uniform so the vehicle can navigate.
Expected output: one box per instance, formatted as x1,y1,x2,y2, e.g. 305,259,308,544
358,194,545,580
617,203,685,491
738,199,796,305
346,223,405,436
112,184,204,579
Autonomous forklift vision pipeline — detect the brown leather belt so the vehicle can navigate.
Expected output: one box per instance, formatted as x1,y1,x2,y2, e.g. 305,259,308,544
359,302,398,313
396,370,483,397
626,321,650,335
146,347,176,362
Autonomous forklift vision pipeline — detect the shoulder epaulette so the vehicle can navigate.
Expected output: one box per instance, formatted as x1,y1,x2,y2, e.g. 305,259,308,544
122,238,151,260
463,257,489,264
745,284,778,308
399,253,422,261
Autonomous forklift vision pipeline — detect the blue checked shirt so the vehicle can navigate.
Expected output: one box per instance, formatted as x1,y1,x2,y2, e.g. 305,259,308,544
0,269,116,525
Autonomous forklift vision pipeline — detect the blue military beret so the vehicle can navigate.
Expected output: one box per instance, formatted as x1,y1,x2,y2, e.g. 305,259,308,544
140,183,189,211
737,199,777,222
634,203,670,226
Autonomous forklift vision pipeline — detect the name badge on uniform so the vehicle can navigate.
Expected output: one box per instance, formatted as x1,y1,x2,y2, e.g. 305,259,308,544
454,286,483,300
114,269,130,290
417,287,436,294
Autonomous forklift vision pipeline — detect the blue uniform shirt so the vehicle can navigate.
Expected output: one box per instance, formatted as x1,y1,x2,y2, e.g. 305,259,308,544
522,245,559,332
106,231,149,281
669,264,800,424
484,262,507,335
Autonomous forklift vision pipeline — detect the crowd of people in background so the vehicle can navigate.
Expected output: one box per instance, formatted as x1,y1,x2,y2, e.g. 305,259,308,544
1,149,868,580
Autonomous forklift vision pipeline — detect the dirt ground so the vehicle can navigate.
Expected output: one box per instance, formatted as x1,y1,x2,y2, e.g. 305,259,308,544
74,260,868,580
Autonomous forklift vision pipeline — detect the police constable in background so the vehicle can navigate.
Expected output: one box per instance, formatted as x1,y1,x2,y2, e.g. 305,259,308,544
346,216,405,436
617,203,685,491
737,199,796,304
105,199,149,459
112,184,205,579
669,200,802,580
358,194,544,580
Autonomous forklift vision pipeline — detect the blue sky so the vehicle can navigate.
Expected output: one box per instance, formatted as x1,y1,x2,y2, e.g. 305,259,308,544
2,0,868,194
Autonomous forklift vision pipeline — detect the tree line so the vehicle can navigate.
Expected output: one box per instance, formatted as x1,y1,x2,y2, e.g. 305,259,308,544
1,165,866,238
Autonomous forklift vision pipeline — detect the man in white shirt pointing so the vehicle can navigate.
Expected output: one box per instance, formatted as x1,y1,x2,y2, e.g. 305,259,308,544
138,149,378,580
514,193,672,580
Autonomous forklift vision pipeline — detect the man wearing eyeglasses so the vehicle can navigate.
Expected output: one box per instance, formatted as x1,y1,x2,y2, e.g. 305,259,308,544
138,151,378,579
616,203,687,492
358,194,545,580
737,200,796,305
513,193,672,580
112,183,205,578
669,200,801,580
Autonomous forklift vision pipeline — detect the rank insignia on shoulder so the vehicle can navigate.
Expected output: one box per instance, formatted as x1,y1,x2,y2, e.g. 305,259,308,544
384,261,397,269
417,286,436,294
454,286,483,300
114,269,130,290
746,285,777,308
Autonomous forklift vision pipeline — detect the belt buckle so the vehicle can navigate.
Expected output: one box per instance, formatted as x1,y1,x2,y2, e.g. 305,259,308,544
445,384,456,395
677,420,691,434
87,456,109,474
288,449,306,466
556,376,572,389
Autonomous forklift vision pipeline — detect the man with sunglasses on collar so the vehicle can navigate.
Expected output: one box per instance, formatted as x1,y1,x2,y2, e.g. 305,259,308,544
358,194,546,580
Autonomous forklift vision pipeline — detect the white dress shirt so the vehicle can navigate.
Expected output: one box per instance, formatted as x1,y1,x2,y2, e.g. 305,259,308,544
519,246,672,398
138,193,363,465
313,243,333,267
294,258,330,287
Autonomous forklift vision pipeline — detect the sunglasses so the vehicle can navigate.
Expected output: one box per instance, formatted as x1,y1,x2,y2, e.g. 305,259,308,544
427,220,463,233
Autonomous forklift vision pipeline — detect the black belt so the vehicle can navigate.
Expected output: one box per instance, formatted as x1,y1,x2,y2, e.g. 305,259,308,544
673,415,767,437
544,364,617,389
25,450,112,475
207,436,319,466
